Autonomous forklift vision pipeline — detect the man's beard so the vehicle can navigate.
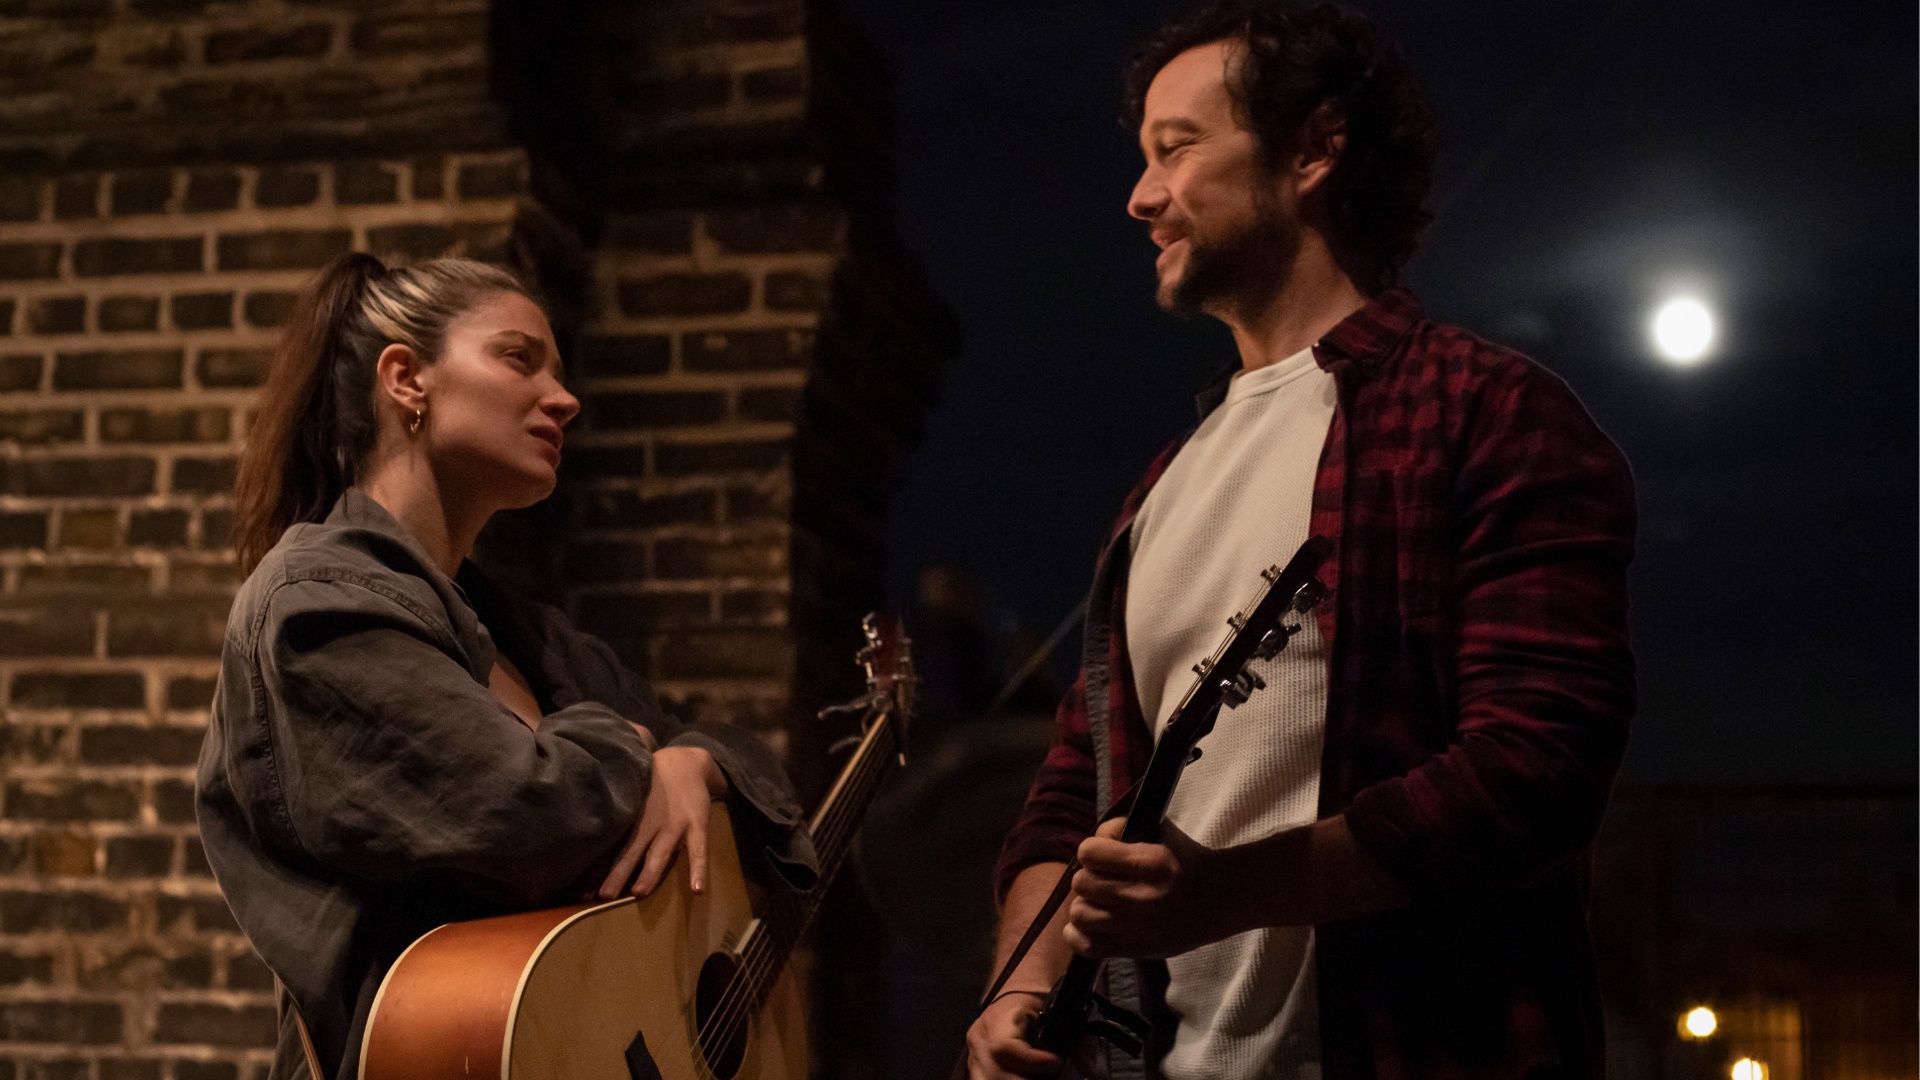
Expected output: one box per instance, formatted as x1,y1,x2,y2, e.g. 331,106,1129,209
1157,194,1301,317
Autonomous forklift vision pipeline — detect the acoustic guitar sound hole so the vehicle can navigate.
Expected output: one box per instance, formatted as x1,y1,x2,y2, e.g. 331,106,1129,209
694,952,748,1079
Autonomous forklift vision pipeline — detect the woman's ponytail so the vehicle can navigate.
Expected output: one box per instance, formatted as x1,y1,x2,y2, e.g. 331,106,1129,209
232,253,384,574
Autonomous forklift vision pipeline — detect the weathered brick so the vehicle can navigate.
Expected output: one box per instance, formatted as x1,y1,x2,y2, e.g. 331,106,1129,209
565,445,648,477
128,508,189,546
737,385,801,422
5,781,139,821
654,437,787,476
0,999,123,1044
154,895,234,937
577,334,670,378
181,838,212,877
334,160,398,204
111,170,174,216
605,213,693,254
172,1063,236,1080
656,628,793,679
588,390,726,430
12,672,144,709
97,295,159,331
654,533,786,580
410,156,446,199
104,836,174,878
449,220,512,262
0,353,43,390
130,0,209,14
19,564,150,593
167,561,238,595
0,950,53,986
116,27,188,67
676,6,804,46
351,12,486,55
155,1003,275,1047
457,160,524,199
163,951,213,988
617,273,752,317
764,269,831,311
166,676,216,710
99,1060,163,1080
0,298,12,333
53,174,100,219
100,406,229,443
171,456,236,494
0,243,62,280
706,207,839,253
720,588,786,621
57,507,117,546
54,349,182,389
237,291,294,329
0,510,48,547
83,727,202,766
225,951,274,991
580,489,717,530
253,166,320,208
0,608,92,655
195,347,268,388
0,837,22,873
152,779,196,823
740,65,806,104
365,223,454,259
184,169,240,212
107,599,228,656
627,72,731,113
171,292,233,330
199,508,234,548
2,722,66,765
216,229,350,271
73,236,203,277
0,176,42,222
17,457,157,496
33,832,96,876
573,591,711,635
202,23,331,64
683,328,812,371
0,408,83,444
26,296,85,335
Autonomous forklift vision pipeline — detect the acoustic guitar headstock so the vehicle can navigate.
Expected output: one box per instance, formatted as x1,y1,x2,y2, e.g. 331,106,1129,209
856,612,916,727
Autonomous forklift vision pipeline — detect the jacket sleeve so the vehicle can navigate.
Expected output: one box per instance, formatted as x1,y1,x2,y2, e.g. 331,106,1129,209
992,670,1100,906
1343,366,1638,900
523,597,819,886
256,577,649,906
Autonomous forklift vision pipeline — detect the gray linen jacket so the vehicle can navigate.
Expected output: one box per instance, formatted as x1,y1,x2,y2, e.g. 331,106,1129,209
196,489,817,1080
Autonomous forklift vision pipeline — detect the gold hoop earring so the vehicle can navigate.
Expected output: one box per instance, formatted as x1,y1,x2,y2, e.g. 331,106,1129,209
407,407,426,437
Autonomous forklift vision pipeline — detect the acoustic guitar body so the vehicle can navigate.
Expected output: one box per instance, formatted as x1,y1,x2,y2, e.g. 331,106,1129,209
360,802,807,1080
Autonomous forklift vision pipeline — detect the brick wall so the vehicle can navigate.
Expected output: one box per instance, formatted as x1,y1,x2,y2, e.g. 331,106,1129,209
0,0,950,1075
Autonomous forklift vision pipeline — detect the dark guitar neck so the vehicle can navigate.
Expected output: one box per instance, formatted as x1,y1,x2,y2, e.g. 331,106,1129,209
1024,535,1332,1060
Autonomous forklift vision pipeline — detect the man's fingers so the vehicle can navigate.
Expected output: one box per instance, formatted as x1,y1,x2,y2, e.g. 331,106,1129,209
1095,816,1125,840
1076,837,1174,883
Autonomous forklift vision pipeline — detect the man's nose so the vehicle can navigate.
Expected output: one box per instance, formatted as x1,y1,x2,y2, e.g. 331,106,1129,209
1128,167,1167,221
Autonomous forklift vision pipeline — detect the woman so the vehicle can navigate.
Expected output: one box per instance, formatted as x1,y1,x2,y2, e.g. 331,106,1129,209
196,254,816,1080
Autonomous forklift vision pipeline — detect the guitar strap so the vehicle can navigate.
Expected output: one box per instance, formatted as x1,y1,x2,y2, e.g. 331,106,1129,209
275,977,328,1080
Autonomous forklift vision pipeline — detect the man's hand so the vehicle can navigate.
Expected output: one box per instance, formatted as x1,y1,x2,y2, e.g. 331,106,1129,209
1063,817,1243,960
965,989,1061,1079
597,745,727,900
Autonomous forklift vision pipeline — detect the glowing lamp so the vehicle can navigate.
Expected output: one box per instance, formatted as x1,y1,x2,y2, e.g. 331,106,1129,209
1651,297,1715,365
1731,1059,1768,1080
1680,1006,1719,1040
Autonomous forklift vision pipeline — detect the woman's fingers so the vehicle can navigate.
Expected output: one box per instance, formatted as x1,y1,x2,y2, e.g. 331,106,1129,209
598,822,657,900
630,821,686,897
684,815,708,894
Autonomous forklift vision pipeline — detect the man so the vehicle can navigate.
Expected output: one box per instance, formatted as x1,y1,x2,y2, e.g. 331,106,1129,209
967,4,1636,1080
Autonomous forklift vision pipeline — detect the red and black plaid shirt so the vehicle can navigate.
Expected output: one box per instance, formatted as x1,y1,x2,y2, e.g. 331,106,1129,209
995,287,1637,1080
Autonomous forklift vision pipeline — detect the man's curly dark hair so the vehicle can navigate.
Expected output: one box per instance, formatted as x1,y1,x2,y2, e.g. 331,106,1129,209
1124,1,1439,291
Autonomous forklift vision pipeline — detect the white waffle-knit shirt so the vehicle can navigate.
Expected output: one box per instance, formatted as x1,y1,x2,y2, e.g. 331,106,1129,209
1124,345,1335,1080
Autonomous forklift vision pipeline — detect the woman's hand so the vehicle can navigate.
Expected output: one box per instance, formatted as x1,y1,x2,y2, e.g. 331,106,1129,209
596,745,727,900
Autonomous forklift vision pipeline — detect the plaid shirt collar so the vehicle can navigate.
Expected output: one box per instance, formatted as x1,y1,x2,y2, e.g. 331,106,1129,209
1194,285,1425,418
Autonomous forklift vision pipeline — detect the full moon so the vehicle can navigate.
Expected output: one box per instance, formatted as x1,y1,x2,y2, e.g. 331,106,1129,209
1651,297,1716,365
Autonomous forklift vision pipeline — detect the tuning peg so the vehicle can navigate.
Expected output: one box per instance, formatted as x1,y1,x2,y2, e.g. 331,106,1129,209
1291,579,1329,613
1192,658,1213,677
1260,565,1281,583
1219,669,1265,708
1253,625,1296,659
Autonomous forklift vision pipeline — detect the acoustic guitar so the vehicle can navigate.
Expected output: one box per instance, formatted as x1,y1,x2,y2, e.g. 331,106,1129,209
359,614,915,1080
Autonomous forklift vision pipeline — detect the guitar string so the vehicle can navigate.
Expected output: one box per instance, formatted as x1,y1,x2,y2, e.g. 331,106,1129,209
695,712,897,1061
695,726,887,1064
697,721,890,1060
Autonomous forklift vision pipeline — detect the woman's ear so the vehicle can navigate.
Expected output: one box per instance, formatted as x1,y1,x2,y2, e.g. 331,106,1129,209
374,342,428,415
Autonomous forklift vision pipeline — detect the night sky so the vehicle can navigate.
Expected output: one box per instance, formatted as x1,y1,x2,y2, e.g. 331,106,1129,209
841,1,1918,785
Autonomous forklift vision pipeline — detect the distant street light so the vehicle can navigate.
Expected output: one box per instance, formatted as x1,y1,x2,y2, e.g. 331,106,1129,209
1681,1006,1719,1039
1731,1059,1769,1080
1652,297,1716,365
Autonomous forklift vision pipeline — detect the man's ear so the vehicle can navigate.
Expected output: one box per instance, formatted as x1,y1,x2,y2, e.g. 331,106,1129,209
374,342,428,415
1294,102,1346,200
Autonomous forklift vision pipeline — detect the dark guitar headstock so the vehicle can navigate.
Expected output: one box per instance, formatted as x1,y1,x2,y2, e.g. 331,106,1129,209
856,613,916,726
